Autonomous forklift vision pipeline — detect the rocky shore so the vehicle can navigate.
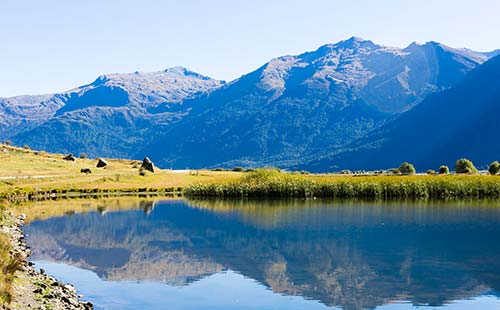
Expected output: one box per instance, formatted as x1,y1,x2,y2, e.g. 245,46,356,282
1,212,93,310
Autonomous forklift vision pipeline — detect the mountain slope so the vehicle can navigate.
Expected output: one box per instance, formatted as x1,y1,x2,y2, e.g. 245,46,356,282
9,67,224,157
138,38,492,169
0,94,65,139
3,38,496,168
298,54,500,172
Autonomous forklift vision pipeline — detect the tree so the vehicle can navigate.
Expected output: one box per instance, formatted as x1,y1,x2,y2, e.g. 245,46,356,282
455,158,477,174
439,165,449,174
426,169,436,175
489,161,500,175
398,162,416,175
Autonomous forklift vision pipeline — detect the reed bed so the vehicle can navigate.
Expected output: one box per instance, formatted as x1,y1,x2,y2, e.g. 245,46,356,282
183,169,500,199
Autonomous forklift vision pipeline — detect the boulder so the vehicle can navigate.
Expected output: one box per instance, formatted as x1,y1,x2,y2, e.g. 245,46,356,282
96,158,108,168
63,154,76,161
141,157,155,173
80,168,92,174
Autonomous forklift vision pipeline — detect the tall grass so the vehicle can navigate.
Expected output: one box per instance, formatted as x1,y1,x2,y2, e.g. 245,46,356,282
183,169,500,199
0,204,23,305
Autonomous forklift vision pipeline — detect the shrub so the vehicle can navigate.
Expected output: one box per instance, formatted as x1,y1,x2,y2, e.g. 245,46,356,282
339,170,351,175
23,145,30,150
426,169,436,175
398,162,416,175
439,165,450,174
232,167,245,172
3,140,11,146
489,161,500,175
455,158,477,174
388,168,400,175
80,153,88,159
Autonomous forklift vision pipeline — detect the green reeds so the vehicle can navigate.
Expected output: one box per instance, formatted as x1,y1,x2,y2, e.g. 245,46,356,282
183,169,500,199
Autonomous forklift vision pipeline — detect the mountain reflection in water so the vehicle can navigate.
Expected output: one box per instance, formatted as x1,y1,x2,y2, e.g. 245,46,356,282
25,199,500,310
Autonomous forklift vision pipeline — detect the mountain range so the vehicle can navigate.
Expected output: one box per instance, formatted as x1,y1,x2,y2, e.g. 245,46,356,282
2,37,499,171
298,51,500,171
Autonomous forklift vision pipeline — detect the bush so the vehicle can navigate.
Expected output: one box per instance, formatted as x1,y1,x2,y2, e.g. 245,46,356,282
398,162,416,175
426,169,436,175
388,168,400,175
489,161,500,175
3,140,11,146
80,153,88,159
23,145,30,150
439,165,450,174
232,167,245,172
455,158,477,174
339,170,352,175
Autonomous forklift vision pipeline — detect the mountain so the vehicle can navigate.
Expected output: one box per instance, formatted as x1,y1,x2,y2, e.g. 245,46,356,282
7,67,224,158
137,38,492,169
2,37,496,168
0,94,65,139
297,54,500,172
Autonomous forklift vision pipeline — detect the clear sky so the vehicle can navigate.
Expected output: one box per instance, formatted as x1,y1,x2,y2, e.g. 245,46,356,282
1,0,499,97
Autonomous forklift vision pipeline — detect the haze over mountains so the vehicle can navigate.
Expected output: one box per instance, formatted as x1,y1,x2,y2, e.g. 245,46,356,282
2,37,499,171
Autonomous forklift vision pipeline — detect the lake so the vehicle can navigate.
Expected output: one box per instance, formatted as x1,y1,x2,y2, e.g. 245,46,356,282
24,198,500,310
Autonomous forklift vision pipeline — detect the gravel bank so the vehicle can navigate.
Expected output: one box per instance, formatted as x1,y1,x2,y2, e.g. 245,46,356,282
1,212,93,310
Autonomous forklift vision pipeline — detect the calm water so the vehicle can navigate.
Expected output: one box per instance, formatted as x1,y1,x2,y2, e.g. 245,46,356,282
24,199,500,310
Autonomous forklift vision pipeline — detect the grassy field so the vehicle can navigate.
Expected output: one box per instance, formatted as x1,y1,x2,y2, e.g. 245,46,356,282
2,143,500,200
0,143,243,199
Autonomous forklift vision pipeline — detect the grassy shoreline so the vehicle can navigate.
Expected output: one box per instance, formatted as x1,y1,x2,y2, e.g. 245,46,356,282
184,169,500,199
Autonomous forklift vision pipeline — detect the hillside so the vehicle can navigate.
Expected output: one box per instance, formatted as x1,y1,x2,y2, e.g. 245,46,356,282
6,67,224,158
298,54,500,172
0,143,242,196
138,38,491,169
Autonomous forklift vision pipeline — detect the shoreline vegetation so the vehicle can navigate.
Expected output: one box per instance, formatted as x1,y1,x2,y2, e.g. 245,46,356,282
2,143,500,201
183,168,500,199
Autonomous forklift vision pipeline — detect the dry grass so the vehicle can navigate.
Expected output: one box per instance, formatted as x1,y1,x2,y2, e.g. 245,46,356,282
0,143,242,198
0,204,23,305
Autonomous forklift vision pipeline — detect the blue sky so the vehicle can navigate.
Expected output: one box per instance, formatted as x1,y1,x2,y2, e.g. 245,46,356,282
1,0,499,97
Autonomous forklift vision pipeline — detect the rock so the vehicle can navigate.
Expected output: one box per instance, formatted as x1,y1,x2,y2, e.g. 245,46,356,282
63,284,76,293
33,288,43,294
141,157,155,173
63,154,76,161
96,159,108,168
80,168,92,174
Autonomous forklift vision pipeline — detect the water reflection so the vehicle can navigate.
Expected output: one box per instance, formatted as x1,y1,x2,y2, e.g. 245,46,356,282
25,199,500,309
